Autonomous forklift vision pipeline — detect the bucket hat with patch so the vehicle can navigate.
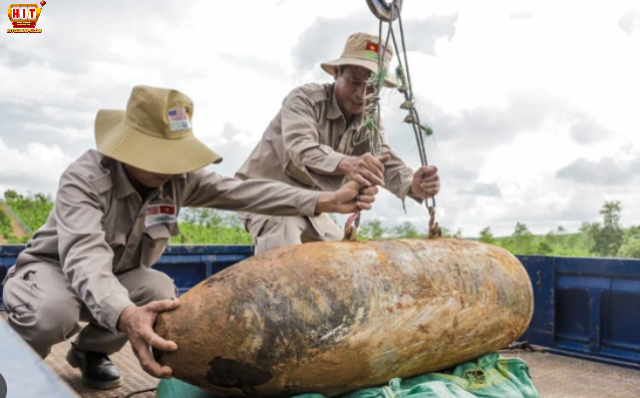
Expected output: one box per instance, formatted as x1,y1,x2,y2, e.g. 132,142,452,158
321,32,399,87
94,85,222,174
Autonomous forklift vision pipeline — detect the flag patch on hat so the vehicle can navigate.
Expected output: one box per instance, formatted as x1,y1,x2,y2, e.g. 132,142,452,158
168,108,191,131
364,41,391,63
366,42,380,53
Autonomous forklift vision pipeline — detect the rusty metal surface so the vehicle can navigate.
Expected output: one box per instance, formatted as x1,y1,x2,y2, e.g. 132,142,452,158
154,238,534,397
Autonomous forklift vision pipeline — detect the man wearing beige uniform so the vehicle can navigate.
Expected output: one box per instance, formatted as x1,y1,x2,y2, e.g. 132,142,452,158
1,85,378,390
235,32,441,253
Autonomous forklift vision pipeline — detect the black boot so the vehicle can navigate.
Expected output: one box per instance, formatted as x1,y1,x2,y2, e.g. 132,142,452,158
66,347,124,390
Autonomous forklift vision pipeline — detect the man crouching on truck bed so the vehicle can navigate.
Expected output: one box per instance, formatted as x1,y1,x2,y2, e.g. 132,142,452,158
1,84,379,390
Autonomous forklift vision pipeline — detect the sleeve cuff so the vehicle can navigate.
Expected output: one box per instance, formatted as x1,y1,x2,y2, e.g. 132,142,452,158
304,151,345,174
297,190,322,216
397,181,423,213
102,294,136,332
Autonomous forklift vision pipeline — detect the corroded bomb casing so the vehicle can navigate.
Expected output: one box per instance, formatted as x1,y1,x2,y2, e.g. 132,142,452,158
154,238,534,398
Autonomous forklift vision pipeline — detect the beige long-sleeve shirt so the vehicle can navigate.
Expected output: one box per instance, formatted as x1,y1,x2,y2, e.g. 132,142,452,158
235,82,421,207
11,149,321,332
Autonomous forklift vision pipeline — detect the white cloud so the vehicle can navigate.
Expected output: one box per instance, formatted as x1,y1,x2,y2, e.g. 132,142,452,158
0,0,638,238
21,123,92,144
0,137,73,194
619,10,640,35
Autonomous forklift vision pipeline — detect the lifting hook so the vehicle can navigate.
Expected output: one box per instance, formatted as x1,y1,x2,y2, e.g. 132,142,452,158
365,0,404,22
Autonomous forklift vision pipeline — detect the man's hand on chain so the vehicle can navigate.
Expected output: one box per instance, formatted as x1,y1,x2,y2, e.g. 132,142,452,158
338,153,390,187
317,181,379,214
410,166,440,199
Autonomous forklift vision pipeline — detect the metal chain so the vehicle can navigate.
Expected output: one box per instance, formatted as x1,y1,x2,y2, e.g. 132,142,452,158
344,1,442,240
388,2,441,238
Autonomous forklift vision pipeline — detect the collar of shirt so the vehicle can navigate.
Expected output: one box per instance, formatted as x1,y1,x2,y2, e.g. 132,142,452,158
109,159,188,202
112,160,139,200
327,83,365,143
327,83,343,120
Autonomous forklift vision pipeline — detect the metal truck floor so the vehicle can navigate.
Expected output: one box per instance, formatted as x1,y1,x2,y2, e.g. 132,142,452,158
2,315,640,398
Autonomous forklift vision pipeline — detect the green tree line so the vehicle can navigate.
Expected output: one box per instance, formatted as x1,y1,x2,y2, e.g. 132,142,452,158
0,207,15,241
4,190,52,234
0,190,638,259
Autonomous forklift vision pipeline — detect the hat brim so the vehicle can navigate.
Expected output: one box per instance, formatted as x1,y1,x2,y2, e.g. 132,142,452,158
321,57,399,88
94,110,223,175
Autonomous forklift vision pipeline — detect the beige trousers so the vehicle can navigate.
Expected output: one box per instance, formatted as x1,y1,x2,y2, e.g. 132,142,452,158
244,213,344,254
2,262,176,359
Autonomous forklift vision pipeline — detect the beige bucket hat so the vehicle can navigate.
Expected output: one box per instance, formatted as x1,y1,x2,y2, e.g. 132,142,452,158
321,32,399,88
94,85,222,175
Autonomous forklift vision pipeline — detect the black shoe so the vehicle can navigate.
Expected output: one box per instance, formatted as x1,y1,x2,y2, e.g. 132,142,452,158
66,347,124,390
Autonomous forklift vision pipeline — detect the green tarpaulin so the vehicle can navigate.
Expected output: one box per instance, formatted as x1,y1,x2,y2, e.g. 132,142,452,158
156,353,539,398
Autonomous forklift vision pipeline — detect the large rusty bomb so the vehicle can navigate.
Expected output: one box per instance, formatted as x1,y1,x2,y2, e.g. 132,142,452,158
154,238,534,397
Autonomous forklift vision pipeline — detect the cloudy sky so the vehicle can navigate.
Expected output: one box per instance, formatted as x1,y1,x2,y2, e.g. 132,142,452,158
1,0,638,237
